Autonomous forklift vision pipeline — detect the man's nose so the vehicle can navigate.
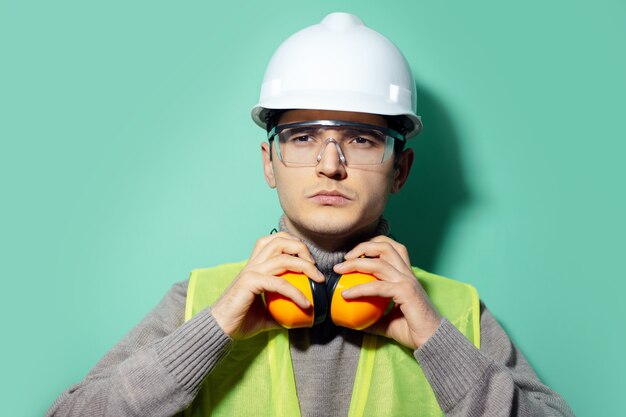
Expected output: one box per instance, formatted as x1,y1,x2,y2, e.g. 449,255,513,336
315,139,347,179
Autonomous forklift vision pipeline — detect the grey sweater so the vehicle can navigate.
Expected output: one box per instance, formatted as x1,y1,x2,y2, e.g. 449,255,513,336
46,223,575,417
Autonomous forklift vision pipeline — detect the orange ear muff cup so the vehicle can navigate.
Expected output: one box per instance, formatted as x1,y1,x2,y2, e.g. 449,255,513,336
265,272,315,329
330,272,390,330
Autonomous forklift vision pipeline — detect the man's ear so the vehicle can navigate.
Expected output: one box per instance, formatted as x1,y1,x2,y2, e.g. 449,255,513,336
392,148,414,193
261,142,276,188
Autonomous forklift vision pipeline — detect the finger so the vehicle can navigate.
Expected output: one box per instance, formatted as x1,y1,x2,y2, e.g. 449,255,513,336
250,232,303,260
341,280,431,320
337,249,413,276
370,236,411,266
333,257,406,283
254,274,312,309
345,239,409,267
253,236,315,264
344,240,410,272
257,254,325,283
340,280,399,300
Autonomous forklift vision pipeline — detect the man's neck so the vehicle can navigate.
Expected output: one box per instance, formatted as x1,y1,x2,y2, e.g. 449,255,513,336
280,216,385,253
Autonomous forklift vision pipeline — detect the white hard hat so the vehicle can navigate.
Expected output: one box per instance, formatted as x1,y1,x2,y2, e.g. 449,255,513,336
251,12,422,138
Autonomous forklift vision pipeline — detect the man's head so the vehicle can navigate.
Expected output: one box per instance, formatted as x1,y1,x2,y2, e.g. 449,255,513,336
261,109,414,249
252,13,420,248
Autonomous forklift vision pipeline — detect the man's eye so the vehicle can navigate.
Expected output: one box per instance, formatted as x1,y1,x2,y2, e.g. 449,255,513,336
351,136,375,146
292,135,314,142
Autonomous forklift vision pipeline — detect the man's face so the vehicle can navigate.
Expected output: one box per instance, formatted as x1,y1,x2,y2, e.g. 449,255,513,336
261,109,413,244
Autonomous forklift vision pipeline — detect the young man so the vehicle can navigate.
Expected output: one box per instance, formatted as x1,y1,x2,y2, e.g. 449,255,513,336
47,13,575,417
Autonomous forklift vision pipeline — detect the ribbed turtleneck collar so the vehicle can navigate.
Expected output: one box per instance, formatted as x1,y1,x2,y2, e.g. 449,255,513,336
278,215,390,275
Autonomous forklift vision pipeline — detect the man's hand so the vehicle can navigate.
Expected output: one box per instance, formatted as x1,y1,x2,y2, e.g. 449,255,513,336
211,232,324,340
333,236,442,350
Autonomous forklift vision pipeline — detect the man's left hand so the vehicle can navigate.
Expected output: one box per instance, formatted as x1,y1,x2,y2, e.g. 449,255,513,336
333,235,442,350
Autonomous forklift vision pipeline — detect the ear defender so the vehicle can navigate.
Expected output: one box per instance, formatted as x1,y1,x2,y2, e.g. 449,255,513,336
328,272,390,330
264,271,390,330
264,272,319,328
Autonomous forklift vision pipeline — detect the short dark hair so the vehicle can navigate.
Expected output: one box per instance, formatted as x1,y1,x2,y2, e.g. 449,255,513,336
384,115,409,164
265,109,409,136
264,109,287,132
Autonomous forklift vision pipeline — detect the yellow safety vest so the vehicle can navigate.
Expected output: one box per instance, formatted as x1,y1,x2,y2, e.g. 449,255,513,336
184,260,480,417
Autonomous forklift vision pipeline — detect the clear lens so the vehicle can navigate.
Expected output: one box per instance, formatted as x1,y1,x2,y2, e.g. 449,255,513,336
270,121,400,166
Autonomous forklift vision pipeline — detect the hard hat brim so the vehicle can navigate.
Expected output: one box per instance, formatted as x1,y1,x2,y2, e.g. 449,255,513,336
252,91,422,138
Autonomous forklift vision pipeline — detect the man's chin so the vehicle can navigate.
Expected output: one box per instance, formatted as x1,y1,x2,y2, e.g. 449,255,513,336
290,213,376,241
302,223,354,238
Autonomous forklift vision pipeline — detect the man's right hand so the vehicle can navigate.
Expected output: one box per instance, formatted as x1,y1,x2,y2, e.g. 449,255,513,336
211,232,324,340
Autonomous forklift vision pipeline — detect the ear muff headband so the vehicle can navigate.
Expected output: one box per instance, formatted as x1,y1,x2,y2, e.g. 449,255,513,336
310,279,328,325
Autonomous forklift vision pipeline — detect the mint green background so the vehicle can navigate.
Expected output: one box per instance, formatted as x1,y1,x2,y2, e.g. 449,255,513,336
1,1,624,416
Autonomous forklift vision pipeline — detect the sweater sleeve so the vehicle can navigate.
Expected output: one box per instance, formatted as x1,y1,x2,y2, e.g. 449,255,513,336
414,302,576,417
45,280,232,417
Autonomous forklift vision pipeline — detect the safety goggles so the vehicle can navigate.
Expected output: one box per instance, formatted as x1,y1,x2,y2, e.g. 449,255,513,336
267,120,405,166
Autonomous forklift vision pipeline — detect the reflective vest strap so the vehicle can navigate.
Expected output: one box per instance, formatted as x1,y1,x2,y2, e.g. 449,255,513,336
348,334,378,417
185,260,301,417
185,260,248,321
413,267,481,349
268,330,302,417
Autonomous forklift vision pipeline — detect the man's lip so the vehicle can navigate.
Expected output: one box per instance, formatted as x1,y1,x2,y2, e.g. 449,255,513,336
308,190,352,206
310,190,351,199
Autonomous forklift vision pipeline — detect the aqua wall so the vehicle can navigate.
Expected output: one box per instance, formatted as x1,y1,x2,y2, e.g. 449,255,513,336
1,1,624,416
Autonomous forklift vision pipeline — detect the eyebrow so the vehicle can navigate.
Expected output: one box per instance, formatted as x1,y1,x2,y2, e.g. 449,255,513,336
340,128,387,144
279,124,386,143
342,127,383,135
284,126,322,135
